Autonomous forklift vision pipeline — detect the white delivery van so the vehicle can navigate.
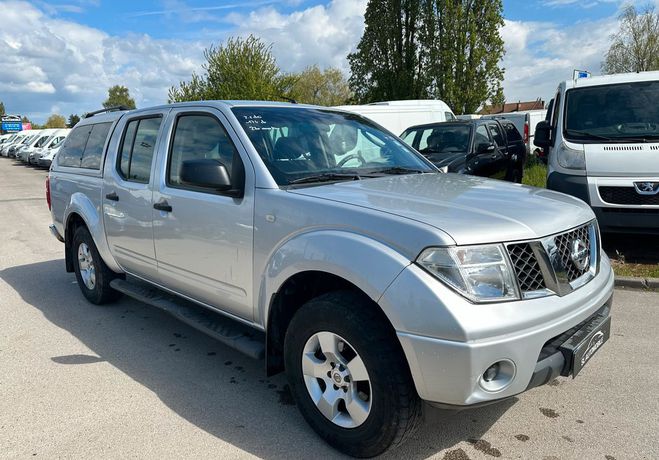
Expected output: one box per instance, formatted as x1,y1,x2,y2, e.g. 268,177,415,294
534,71,659,233
334,100,456,135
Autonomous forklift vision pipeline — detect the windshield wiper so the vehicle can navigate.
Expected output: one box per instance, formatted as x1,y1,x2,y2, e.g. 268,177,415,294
365,166,426,175
288,173,362,185
565,129,614,141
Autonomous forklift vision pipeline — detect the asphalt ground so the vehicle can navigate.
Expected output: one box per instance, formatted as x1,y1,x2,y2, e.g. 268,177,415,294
0,158,657,459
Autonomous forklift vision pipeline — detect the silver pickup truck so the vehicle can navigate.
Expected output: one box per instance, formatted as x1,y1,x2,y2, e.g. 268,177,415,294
48,102,614,457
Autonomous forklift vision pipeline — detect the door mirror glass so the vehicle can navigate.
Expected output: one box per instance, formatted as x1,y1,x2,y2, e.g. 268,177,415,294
534,121,551,149
180,159,232,191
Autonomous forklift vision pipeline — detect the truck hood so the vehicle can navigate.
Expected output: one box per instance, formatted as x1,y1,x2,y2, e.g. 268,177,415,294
423,151,466,170
289,173,594,245
585,142,659,176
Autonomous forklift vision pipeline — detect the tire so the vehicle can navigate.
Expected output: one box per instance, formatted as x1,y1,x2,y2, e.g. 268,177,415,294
72,226,120,304
284,291,422,458
510,166,523,183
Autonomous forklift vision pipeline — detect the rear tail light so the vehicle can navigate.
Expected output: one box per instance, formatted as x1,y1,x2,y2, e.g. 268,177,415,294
523,122,529,144
46,176,51,210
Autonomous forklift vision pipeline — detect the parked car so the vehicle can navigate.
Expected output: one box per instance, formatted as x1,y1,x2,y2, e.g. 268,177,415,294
9,131,39,158
49,102,613,457
400,119,527,182
1,131,29,157
334,100,456,136
18,129,58,163
482,109,547,158
38,145,61,169
535,70,659,233
30,129,70,165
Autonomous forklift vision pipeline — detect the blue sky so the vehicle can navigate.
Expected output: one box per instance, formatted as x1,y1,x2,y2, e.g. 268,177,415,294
0,0,652,122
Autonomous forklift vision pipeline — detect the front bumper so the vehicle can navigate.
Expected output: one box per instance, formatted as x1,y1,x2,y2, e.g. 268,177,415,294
381,255,614,406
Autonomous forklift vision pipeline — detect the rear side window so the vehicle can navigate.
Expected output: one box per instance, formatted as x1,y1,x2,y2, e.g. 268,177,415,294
58,126,92,167
118,117,162,183
81,123,112,169
168,114,238,189
503,122,522,142
57,122,112,169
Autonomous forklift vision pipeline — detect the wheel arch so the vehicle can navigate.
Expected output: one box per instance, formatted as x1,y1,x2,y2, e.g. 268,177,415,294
260,230,412,376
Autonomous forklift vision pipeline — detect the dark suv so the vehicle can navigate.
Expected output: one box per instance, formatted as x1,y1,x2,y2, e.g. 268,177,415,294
401,119,527,182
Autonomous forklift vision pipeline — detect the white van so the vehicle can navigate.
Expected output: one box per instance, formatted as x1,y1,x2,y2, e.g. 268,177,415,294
535,71,659,233
334,100,456,135
483,109,547,157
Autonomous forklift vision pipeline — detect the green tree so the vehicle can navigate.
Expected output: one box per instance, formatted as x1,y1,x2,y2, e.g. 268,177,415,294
348,0,505,114
0,101,5,117
45,114,67,128
602,5,659,74
288,65,352,106
169,35,293,102
348,0,428,103
68,114,80,128
103,85,136,109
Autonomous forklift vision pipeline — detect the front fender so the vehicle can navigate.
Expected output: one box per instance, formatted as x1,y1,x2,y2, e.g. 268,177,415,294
258,230,411,327
65,192,122,273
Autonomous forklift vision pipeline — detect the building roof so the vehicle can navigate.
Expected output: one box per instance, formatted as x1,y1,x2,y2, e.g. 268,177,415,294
479,99,545,115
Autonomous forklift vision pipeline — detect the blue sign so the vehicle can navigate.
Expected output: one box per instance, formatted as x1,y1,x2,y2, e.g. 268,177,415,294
1,121,22,132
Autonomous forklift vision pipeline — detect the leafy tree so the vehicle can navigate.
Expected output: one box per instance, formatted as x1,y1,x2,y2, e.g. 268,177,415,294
0,101,5,117
288,65,352,106
21,116,32,125
348,0,428,103
348,0,505,114
68,114,80,128
602,5,659,74
45,114,67,128
103,85,136,109
169,35,293,102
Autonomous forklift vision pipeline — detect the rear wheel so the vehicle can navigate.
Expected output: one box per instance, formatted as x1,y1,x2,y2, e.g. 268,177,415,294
284,291,422,458
72,226,120,304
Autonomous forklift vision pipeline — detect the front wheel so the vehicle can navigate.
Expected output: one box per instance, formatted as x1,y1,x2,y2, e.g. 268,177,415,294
284,291,422,458
72,226,120,304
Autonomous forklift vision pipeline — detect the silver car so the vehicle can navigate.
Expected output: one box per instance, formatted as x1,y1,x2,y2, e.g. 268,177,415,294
48,102,613,457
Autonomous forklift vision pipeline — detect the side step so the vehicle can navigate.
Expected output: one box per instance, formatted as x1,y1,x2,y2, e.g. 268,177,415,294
110,278,265,360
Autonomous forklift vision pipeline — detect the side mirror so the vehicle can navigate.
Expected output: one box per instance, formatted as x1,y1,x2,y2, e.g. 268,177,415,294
476,143,496,154
180,159,232,191
534,121,552,149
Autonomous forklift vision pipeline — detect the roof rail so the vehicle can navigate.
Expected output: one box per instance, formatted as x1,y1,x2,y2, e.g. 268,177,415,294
83,105,131,119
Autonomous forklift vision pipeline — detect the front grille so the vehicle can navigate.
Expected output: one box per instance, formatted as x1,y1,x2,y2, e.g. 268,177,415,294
554,224,591,282
599,187,659,205
507,243,545,292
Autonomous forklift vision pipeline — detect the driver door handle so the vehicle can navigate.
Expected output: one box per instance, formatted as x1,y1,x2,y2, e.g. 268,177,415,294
153,199,172,213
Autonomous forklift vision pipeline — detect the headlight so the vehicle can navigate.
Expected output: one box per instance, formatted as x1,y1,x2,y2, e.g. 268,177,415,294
556,141,585,170
417,245,520,303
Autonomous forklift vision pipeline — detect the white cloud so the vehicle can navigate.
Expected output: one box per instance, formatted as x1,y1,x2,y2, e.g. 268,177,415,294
228,0,368,72
500,17,615,104
0,1,205,122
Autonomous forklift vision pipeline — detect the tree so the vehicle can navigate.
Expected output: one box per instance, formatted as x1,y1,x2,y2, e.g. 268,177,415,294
0,101,5,117
288,66,352,106
602,5,659,74
68,114,80,128
348,0,505,114
45,114,67,129
348,0,428,103
169,35,293,102
103,85,136,109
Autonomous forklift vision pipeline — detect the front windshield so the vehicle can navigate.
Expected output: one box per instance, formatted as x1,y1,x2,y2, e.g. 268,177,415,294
232,107,435,186
402,124,472,154
564,80,659,142
35,136,50,148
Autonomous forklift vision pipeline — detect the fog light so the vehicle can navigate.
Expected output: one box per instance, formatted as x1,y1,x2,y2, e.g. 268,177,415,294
483,363,500,382
479,359,516,393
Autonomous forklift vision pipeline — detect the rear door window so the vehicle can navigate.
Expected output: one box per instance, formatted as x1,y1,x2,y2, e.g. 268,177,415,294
117,117,162,183
488,124,505,147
